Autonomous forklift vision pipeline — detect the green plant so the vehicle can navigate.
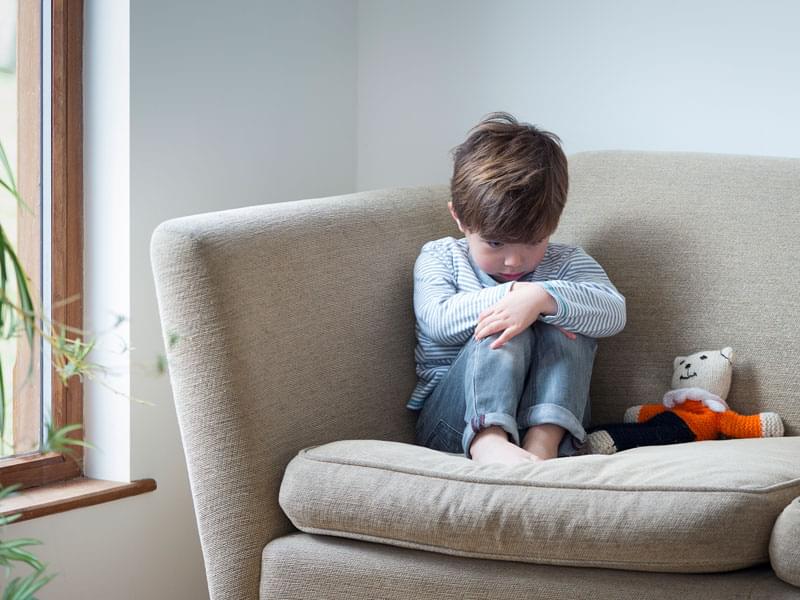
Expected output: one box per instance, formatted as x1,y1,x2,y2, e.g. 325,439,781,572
0,137,107,597
0,485,54,600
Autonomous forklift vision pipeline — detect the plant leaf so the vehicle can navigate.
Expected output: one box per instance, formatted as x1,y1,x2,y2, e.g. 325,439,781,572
1,567,56,600
0,139,16,194
0,177,15,198
0,514,21,527
0,485,22,499
0,539,44,571
43,423,95,457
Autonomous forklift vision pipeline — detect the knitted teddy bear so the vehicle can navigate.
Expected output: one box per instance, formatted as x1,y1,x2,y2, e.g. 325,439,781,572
585,347,784,455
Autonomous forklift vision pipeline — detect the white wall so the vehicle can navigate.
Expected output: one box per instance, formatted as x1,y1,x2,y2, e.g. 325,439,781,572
6,1,357,598
356,0,800,190
83,0,130,484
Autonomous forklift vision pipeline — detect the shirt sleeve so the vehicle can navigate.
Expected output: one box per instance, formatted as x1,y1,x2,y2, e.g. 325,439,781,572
413,244,514,345
538,247,627,338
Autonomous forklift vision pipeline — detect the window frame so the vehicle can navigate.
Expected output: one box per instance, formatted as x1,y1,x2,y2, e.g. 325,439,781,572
1,0,84,490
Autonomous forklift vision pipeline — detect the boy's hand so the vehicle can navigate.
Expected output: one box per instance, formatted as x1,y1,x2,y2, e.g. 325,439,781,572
475,282,575,349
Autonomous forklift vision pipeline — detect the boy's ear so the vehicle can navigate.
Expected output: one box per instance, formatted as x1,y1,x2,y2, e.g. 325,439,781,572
448,202,465,233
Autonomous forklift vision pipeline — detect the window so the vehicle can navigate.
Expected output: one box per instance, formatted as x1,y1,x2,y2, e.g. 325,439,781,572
0,0,84,490
0,0,23,458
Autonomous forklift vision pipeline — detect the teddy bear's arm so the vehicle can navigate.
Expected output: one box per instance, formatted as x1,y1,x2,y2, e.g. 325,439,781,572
719,410,784,438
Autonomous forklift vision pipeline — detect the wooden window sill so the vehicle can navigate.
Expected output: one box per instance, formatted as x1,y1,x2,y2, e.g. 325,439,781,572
0,477,157,523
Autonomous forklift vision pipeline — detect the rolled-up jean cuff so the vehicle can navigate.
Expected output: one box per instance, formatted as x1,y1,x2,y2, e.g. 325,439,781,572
520,403,587,444
462,412,520,458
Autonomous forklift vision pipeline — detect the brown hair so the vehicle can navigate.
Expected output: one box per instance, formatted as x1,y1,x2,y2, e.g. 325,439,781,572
450,112,568,244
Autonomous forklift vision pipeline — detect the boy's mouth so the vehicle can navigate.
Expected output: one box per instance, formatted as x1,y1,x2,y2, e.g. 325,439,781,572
497,272,525,280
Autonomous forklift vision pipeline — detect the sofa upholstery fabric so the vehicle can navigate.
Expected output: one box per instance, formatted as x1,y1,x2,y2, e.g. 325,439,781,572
261,533,800,600
280,437,800,573
557,153,800,434
771,498,800,586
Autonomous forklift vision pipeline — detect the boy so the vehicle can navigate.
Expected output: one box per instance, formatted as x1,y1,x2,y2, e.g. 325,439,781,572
408,112,626,466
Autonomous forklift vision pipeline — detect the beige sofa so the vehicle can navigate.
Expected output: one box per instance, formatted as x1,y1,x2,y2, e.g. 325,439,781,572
151,151,800,600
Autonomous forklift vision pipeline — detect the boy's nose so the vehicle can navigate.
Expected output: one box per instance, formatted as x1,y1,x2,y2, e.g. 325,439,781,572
504,254,522,268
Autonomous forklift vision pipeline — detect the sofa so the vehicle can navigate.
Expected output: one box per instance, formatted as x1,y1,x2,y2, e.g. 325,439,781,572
151,151,800,599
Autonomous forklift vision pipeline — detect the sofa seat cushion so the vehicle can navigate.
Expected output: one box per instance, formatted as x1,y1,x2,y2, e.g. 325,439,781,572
279,436,800,574
770,497,800,587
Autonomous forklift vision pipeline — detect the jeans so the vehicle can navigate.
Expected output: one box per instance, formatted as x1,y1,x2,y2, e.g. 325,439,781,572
414,323,597,458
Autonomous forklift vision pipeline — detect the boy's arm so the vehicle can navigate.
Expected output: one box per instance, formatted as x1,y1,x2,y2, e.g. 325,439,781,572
413,246,514,345
537,247,626,338
474,282,565,349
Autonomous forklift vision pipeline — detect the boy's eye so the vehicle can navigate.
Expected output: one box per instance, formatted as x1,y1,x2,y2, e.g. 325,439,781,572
485,240,504,248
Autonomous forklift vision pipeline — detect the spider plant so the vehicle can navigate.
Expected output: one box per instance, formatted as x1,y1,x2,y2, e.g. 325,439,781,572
0,137,103,597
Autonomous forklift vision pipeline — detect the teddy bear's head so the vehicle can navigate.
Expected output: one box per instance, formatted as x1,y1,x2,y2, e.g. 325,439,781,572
671,347,734,399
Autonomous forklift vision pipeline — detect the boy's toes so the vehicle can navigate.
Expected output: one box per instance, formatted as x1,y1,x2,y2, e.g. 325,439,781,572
760,412,784,437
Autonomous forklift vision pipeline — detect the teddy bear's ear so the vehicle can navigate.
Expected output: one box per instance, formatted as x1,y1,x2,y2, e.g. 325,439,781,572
721,347,735,363
673,355,685,370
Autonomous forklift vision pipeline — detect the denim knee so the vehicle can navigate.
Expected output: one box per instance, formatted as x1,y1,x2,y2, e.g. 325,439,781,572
465,328,536,386
534,323,597,358
505,325,536,351
472,326,535,356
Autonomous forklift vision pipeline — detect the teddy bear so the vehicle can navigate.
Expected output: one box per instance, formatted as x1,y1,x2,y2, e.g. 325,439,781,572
585,347,784,455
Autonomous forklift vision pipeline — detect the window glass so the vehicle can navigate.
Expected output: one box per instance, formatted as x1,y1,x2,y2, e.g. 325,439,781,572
0,0,20,458
1,0,43,460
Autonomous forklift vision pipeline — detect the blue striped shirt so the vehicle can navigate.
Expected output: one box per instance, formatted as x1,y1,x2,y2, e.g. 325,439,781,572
407,236,626,411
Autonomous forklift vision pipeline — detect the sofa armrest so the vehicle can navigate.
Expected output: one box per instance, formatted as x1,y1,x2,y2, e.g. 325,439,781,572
150,186,453,599
770,496,800,587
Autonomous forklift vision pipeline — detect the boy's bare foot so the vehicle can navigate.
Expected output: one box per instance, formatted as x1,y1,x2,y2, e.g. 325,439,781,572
522,423,565,461
469,426,539,465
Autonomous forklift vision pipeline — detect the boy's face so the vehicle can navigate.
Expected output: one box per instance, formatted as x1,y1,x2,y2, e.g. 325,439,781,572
449,202,549,283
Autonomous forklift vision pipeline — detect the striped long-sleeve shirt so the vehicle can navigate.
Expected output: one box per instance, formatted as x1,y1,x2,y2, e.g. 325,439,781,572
407,236,626,411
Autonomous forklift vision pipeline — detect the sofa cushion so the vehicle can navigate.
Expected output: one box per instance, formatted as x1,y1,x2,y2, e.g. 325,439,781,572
770,497,800,587
279,437,800,574
262,533,800,600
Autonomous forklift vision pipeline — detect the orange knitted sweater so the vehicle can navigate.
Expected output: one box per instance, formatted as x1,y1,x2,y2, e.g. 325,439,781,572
636,400,766,440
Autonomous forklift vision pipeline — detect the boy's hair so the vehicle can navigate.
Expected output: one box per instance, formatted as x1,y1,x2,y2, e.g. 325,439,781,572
450,112,568,244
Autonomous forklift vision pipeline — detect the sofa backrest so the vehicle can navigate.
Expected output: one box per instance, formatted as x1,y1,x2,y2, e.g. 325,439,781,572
559,151,799,433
